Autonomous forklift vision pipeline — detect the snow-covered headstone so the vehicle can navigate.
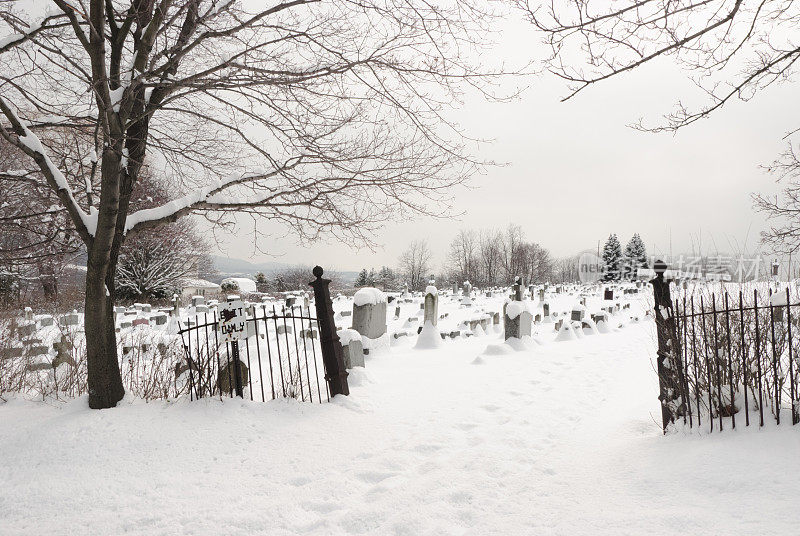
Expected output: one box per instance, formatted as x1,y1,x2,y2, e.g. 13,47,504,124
423,284,439,327
339,329,364,368
504,301,532,341
352,288,387,339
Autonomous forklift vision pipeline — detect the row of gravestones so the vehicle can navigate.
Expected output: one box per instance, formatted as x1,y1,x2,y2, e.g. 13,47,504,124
16,309,80,339
2,334,78,371
503,301,616,341
502,279,638,340
121,341,171,358
350,287,502,345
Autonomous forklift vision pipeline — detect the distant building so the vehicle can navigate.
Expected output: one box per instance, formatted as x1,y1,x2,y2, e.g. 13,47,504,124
180,278,220,300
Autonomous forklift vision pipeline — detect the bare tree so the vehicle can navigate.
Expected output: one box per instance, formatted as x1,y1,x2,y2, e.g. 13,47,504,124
448,229,479,285
478,228,503,286
519,0,800,250
0,138,82,301
553,255,580,284
501,224,527,282
0,1,512,408
272,265,343,292
521,0,798,131
522,242,553,284
399,240,432,291
755,148,800,253
115,167,209,301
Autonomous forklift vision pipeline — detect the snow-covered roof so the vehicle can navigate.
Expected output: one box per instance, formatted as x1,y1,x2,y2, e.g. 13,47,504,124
221,277,257,293
180,278,220,289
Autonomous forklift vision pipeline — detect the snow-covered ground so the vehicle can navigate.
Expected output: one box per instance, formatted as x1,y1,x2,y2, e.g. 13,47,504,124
3,302,800,535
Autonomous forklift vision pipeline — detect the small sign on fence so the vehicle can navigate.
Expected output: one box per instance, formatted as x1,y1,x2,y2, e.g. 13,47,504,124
219,300,247,342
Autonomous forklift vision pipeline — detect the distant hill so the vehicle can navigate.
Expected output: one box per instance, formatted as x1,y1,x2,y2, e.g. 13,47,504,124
207,255,358,285
210,255,290,277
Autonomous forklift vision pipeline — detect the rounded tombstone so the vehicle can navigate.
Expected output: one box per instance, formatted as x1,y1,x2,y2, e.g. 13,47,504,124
217,359,249,394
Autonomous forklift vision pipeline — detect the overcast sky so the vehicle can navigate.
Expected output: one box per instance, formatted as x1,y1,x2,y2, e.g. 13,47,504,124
205,15,798,273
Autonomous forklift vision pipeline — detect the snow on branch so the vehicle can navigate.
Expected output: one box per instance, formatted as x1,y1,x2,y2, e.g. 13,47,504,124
0,97,95,240
124,168,281,235
0,11,66,53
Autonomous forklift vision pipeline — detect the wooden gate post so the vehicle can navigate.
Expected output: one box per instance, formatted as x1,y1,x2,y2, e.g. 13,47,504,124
310,266,350,396
651,260,684,433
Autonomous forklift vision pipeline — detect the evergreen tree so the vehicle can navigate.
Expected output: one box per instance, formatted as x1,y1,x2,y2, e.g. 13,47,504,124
622,234,648,279
254,272,270,293
367,268,377,286
376,266,397,290
602,234,623,282
355,269,369,287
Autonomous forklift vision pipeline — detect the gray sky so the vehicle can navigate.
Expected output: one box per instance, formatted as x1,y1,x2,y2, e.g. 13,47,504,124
208,17,798,272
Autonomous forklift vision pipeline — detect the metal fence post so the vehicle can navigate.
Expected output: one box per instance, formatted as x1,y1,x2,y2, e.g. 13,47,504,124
651,260,685,433
309,266,350,396
231,340,244,398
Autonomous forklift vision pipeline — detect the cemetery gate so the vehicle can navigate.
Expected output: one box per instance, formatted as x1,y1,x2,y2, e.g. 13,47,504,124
177,266,349,403
652,261,800,433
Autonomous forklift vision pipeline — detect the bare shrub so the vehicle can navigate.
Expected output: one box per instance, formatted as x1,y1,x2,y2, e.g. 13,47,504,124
672,283,799,423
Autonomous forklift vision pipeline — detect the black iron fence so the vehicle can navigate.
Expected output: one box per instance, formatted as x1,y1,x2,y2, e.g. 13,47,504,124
653,266,800,432
178,305,329,403
177,266,350,403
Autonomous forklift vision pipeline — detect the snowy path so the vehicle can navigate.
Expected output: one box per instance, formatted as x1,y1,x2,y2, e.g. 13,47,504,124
2,322,800,535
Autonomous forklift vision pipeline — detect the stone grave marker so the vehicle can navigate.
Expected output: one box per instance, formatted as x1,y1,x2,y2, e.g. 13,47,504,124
423,287,439,327
352,288,388,339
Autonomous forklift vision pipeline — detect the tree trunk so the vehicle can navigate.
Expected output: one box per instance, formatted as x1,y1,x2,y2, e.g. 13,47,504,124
38,260,58,300
84,259,125,409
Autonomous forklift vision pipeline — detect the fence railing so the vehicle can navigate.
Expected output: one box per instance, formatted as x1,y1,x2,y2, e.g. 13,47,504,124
653,262,799,432
178,305,329,403
177,265,350,403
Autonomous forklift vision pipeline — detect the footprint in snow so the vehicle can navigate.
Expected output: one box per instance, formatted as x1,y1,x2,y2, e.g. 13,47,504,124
302,500,342,514
355,470,397,484
456,422,478,430
412,443,443,453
